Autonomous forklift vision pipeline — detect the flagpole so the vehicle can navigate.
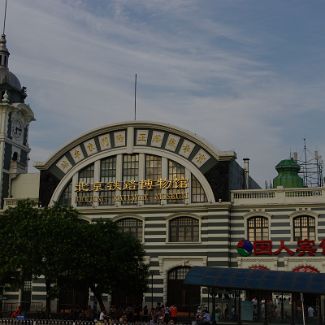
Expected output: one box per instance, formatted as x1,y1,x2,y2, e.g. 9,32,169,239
134,73,137,120
2,0,8,35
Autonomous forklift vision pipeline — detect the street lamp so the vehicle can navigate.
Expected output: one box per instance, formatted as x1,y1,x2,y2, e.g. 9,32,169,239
151,270,154,309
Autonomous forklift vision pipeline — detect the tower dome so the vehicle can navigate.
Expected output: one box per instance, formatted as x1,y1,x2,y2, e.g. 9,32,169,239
0,34,26,103
273,158,304,188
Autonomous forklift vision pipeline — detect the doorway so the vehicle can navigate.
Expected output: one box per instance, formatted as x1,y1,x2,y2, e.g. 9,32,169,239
167,266,200,312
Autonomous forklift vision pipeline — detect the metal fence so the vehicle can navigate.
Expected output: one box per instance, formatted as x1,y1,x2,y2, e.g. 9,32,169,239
0,321,95,325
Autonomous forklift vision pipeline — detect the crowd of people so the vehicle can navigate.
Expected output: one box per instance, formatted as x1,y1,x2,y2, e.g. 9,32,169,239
97,304,178,325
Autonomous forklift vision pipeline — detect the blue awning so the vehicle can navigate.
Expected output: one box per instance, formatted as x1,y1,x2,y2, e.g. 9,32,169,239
184,267,325,294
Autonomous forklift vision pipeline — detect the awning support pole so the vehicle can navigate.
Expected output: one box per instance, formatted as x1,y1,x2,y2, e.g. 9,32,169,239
318,295,322,325
211,289,216,325
281,292,284,322
264,297,268,325
291,294,295,325
237,290,242,325
300,293,306,325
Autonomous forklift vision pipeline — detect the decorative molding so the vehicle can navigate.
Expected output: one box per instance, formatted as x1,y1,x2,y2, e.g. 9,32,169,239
135,130,149,145
70,145,84,163
237,256,278,269
56,156,72,173
165,134,180,152
83,139,98,156
98,134,111,150
192,149,210,168
151,131,164,147
114,130,126,147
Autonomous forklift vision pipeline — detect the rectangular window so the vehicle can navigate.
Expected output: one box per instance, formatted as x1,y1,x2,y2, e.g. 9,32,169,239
122,154,139,205
77,164,94,207
99,156,116,206
145,155,162,204
168,160,185,204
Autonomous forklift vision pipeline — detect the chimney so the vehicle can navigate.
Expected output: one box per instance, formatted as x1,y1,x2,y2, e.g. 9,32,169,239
243,158,250,189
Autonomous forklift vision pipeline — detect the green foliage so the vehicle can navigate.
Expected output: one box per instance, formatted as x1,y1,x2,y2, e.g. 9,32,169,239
0,200,148,312
64,219,148,311
0,199,40,286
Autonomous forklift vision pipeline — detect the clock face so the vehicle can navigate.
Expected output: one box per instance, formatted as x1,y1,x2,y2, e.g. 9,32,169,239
11,119,23,139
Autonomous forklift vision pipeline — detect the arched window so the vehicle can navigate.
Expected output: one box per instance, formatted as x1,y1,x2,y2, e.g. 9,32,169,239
292,265,319,273
116,218,143,241
57,153,210,206
169,217,199,242
191,174,207,203
293,215,316,241
247,216,269,241
58,181,72,207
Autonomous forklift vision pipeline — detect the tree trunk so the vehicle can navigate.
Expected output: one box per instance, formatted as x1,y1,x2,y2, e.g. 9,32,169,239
45,278,51,315
90,285,106,313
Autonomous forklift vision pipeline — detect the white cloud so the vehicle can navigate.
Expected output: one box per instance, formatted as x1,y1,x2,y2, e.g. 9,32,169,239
5,0,325,186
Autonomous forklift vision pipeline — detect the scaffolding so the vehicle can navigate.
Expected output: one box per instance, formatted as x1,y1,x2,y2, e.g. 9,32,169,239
292,138,324,188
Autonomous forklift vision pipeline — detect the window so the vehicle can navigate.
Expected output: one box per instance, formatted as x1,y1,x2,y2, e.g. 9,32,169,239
191,174,207,203
145,155,162,205
293,215,316,241
247,216,269,241
58,181,72,206
168,160,186,204
77,164,94,207
168,266,191,280
58,152,211,206
99,156,116,206
116,218,143,241
122,154,139,205
169,217,199,242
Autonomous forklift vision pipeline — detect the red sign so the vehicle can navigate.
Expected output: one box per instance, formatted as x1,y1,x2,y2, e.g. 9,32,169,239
246,239,324,256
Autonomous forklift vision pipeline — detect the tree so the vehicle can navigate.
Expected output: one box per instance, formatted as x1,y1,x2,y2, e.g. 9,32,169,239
0,200,83,313
0,200,148,313
33,204,83,313
66,220,148,312
0,200,40,303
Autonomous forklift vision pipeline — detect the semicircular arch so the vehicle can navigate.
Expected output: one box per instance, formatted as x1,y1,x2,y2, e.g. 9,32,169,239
50,147,215,205
36,121,236,171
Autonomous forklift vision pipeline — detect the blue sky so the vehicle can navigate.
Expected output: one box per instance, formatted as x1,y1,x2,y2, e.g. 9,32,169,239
4,0,325,186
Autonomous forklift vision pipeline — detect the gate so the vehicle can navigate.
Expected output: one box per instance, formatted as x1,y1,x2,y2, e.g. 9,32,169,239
167,266,200,312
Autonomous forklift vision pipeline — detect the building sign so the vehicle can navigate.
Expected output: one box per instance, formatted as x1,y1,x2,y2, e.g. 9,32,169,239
75,178,189,203
237,239,325,257
75,178,189,192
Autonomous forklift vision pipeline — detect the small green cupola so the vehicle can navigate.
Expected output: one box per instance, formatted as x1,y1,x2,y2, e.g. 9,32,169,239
273,158,304,188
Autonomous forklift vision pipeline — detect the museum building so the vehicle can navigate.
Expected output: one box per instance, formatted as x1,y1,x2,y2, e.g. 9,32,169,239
1,31,325,314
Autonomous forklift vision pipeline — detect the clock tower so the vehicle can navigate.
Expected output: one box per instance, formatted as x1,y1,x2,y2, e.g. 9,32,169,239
0,33,34,208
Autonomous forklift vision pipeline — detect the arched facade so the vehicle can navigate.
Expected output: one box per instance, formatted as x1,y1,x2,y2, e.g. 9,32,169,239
5,120,325,315
36,121,242,209
34,121,248,310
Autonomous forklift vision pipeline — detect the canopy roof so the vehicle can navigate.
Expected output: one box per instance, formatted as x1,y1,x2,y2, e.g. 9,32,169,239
184,267,325,295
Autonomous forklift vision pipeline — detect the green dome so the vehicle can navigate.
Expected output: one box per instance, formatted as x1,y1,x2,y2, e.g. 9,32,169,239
273,158,304,188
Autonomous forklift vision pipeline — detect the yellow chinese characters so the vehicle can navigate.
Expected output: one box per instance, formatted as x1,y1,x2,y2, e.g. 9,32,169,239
74,178,189,192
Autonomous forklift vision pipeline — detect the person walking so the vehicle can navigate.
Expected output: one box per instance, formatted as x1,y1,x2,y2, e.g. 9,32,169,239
307,305,315,319
170,305,178,323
